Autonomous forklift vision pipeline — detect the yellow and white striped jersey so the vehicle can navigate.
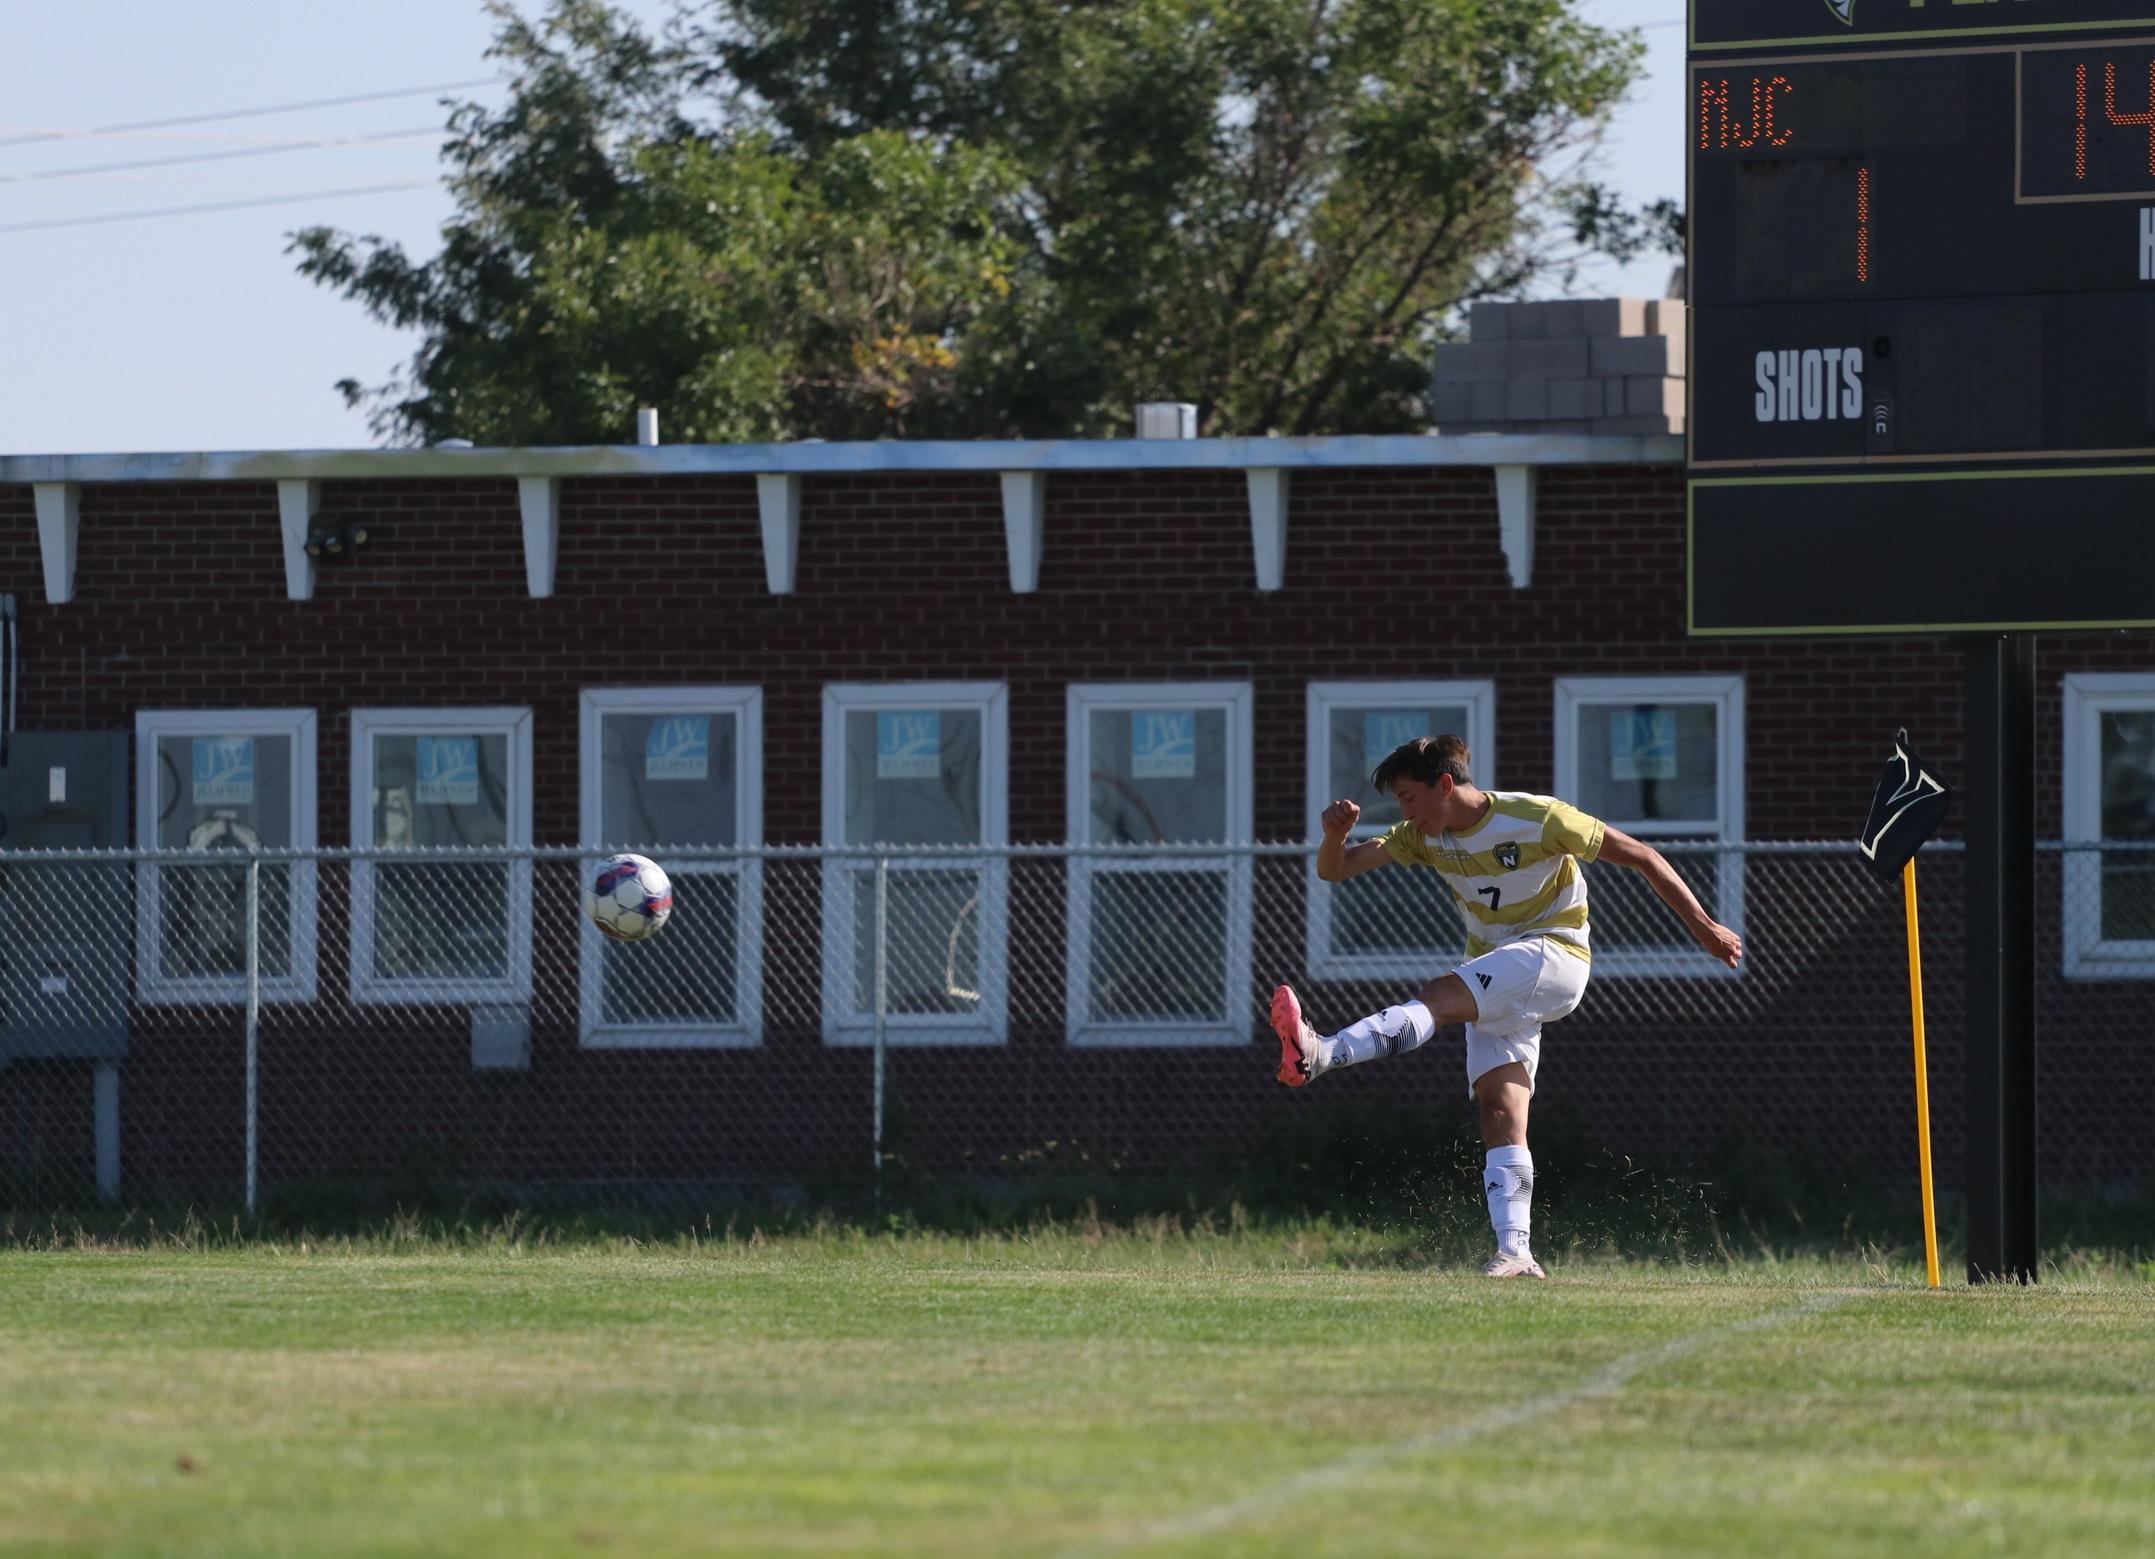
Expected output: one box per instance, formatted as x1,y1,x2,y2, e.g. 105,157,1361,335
1378,792,1606,962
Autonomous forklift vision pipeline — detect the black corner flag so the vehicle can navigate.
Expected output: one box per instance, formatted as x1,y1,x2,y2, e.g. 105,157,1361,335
1863,728,1952,1287
1858,728,1951,882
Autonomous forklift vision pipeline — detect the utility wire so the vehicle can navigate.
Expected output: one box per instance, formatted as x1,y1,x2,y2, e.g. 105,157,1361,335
0,180,438,233
0,79,503,150
0,127,443,187
0,123,453,148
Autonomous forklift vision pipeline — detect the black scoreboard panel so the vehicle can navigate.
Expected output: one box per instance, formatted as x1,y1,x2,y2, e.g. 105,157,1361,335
1691,471,2155,634
1692,0,2155,53
1686,3,2155,633
1692,293,2155,462
1693,46,2155,464
1695,47,2155,309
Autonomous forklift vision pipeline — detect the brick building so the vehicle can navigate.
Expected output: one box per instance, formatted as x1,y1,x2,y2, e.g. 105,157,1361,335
0,410,2149,1204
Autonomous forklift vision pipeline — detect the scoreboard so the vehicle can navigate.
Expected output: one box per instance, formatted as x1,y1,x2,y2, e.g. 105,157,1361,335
1687,0,2155,633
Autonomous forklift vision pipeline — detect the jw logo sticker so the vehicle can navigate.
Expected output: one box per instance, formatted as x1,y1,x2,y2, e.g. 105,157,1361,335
1132,711,1197,779
1821,0,1855,24
645,715,710,781
877,711,941,779
1495,842,1520,870
191,737,255,806
416,737,480,806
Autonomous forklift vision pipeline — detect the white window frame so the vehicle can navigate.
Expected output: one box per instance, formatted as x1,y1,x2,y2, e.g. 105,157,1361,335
1303,680,1497,981
2062,672,2155,979
134,708,318,1004
821,682,1009,1046
578,687,764,1047
1554,675,1745,979
349,706,533,1005
1065,681,1253,1047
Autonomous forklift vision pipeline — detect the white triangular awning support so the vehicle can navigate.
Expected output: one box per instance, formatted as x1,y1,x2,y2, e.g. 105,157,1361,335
518,476,558,598
758,473,800,595
1000,471,1045,593
277,480,318,601
32,483,79,605
1246,468,1288,592
1495,464,1536,590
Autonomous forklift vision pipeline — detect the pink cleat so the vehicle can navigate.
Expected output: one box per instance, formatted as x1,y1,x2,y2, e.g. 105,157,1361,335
1271,984,1327,1087
1481,1251,1548,1280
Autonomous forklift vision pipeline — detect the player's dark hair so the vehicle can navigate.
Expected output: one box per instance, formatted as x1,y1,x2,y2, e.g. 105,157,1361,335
1371,734,1472,793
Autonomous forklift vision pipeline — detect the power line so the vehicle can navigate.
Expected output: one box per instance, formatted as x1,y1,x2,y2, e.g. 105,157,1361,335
0,127,443,187
0,123,452,148
0,79,503,151
0,179,439,233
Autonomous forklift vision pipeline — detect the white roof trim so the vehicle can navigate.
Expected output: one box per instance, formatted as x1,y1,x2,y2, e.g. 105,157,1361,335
0,432,1680,486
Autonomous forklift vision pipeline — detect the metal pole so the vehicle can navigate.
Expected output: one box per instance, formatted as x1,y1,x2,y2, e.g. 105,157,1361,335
873,854,889,1207
1964,634,2037,1283
244,853,262,1224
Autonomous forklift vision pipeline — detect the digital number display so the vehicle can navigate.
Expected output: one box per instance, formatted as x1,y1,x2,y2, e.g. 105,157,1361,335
1693,47,2155,305
2021,46,2155,196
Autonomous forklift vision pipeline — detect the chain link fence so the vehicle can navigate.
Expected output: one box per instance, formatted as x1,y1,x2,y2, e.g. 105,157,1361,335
1,841,2148,1213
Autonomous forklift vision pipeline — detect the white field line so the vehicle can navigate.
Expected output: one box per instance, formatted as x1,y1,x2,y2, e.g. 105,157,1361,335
1067,1289,1856,1555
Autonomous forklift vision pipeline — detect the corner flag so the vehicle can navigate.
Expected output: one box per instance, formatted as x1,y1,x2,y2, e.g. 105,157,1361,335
1858,728,1950,880
1858,728,1951,1288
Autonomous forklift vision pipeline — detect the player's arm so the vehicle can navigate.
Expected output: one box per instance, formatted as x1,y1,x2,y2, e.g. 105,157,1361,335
1315,799,1390,882
1595,825,1744,969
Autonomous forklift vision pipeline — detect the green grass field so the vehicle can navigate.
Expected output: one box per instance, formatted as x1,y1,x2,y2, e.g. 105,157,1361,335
3,1223,2151,1557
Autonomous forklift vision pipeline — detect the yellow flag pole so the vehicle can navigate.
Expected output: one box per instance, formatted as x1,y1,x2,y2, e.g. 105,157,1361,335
1902,857,1941,1288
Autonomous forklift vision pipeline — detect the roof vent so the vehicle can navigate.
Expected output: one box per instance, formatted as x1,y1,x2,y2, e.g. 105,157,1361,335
1134,402,1197,439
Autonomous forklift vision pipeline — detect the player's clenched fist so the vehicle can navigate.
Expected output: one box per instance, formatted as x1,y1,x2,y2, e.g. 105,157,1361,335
1320,799,1361,840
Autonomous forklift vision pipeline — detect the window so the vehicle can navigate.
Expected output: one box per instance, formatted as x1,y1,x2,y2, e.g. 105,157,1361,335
350,707,532,1004
580,688,763,1045
135,709,317,1003
821,683,1008,1045
1066,682,1252,1045
1304,681,1496,980
2062,673,2155,978
1554,676,1745,978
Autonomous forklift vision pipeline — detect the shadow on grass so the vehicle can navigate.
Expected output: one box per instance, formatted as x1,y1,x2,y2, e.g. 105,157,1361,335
4,1102,2149,1276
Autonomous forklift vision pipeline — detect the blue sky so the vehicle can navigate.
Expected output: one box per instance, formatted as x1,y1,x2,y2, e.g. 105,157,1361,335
0,0,1685,456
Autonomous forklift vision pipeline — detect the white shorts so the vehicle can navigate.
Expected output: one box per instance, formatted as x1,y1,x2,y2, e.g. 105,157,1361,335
1456,937,1591,1097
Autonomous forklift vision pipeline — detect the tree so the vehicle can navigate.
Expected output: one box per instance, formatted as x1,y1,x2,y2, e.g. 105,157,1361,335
293,1,1017,445
296,0,1655,445
711,0,1650,436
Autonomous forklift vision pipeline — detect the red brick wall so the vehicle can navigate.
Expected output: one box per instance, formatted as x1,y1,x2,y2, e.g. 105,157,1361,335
0,467,2148,1202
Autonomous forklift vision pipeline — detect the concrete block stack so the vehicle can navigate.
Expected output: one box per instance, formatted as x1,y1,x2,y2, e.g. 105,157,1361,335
1430,297,1685,436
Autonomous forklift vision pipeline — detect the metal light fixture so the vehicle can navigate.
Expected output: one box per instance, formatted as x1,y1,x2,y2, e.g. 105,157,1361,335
304,518,375,561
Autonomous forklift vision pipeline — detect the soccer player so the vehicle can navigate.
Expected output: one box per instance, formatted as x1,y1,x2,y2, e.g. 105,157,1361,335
1271,735,1743,1279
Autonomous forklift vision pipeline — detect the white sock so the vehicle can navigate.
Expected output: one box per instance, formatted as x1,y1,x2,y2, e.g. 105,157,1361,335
1319,1000,1437,1070
1484,1145,1533,1256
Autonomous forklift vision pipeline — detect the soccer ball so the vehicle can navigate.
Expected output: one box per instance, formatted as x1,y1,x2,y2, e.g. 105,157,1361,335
587,852,673,942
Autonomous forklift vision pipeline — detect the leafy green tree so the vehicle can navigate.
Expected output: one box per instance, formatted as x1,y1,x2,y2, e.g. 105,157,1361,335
297,0,1654,444
711,0,1649,435
293,1,1015,444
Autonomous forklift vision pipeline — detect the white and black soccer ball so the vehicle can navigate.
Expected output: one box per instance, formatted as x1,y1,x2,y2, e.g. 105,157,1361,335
587,852,673,942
